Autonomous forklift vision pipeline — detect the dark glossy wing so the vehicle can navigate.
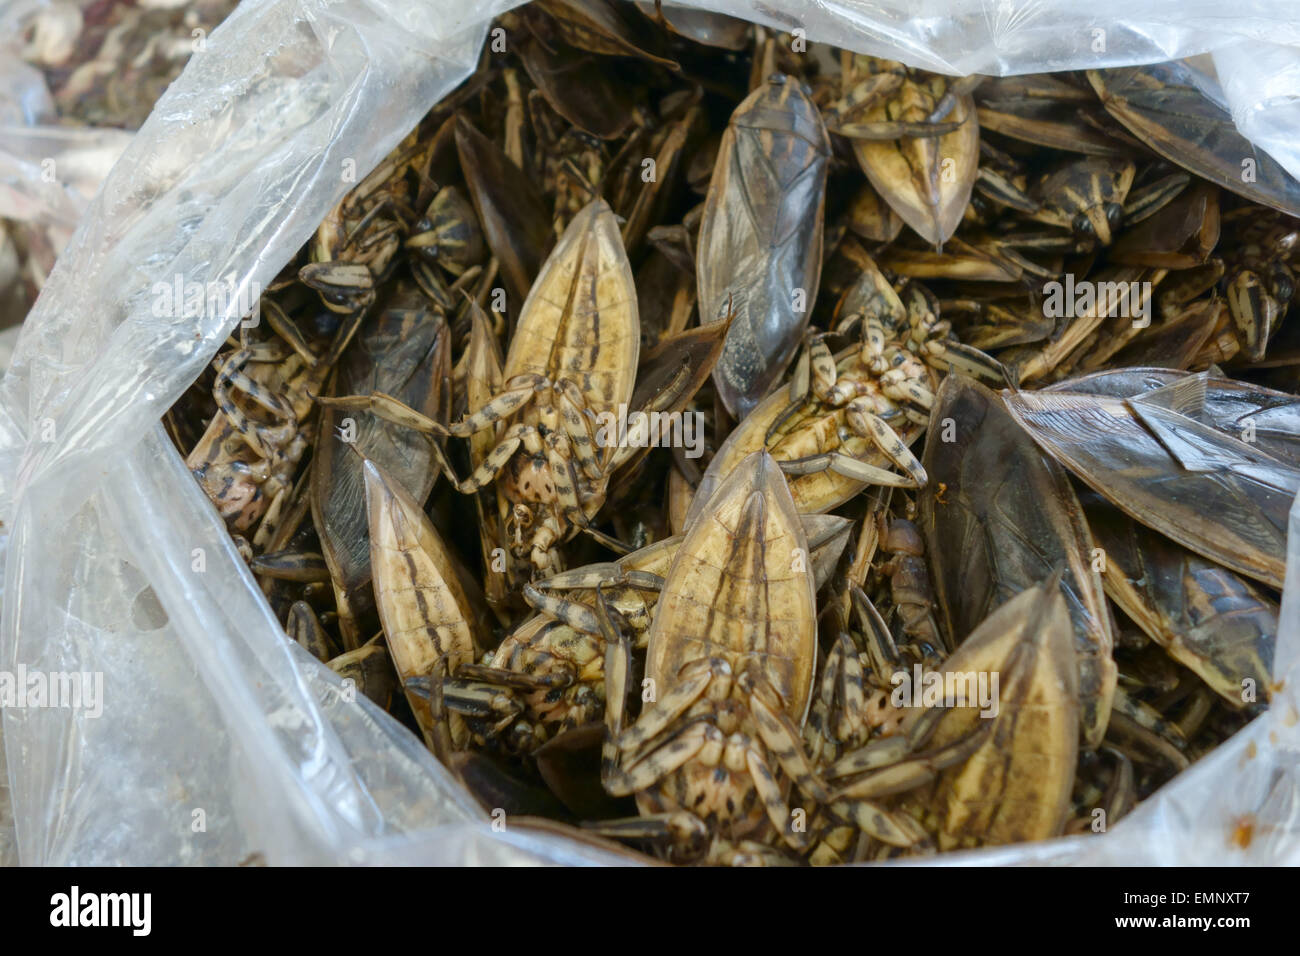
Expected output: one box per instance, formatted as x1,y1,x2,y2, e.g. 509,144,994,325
1003,388,1299,589
1083,492,1275,706
697,75,830,419
313,286,450,618
1089,64,1300,217
919,375,1115,748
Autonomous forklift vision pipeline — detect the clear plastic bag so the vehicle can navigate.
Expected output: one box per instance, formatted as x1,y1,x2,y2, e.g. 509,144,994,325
1,0,1298,866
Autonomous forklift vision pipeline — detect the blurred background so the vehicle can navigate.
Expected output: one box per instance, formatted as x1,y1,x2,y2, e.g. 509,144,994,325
0,0,238,342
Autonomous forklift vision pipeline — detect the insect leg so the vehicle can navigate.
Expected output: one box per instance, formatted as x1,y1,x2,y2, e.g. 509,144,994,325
440,679,525,722
823,797,930,848
1101,746,1137,823
581,809,709,857
614,657,720,758
779,450,918,486
743,672,829,806
452,422,532,493
851,585,904,679
540,429,632,555
400,657,455,764
522,581,603,635
920,338,1013,387
595,585,634,787
248,549,331,582
796,333,839,403
804,636,843,765
742,737,812,850
438,679,526,741
554,380,603,479
457,657,576,691
823,71,903,127
833,118,965,140
846,400,928,486
828,721,993,800
536,563,665,594
602,720,713,797
260,298,321,367
316,390,445,433
285,600,339,662
446,373,548,436
714,841,803,866
1226,269,1278,362
862,315,890,375
879,367,935,410
213,349,298,460
539,427,591,534
829,631,869,745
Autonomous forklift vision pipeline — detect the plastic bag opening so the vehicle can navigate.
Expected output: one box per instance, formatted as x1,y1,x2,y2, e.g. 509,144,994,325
2,0,1299,866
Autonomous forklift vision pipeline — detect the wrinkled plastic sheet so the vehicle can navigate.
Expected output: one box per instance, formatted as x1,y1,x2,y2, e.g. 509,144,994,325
0,0,1298,866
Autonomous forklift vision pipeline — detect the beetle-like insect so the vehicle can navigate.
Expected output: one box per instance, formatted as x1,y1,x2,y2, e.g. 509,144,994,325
589,451,833,864
460,513,851,755
919,375,1117,750
693,261,1004,515
697,73,831,420
323,198,643,583
831,575,1080,851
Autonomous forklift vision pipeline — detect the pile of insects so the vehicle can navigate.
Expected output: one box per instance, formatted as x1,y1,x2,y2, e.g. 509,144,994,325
165,2,1298,865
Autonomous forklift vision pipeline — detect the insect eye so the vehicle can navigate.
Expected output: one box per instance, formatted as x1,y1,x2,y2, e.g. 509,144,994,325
1105,202,1124,227
1072,213,1094,236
